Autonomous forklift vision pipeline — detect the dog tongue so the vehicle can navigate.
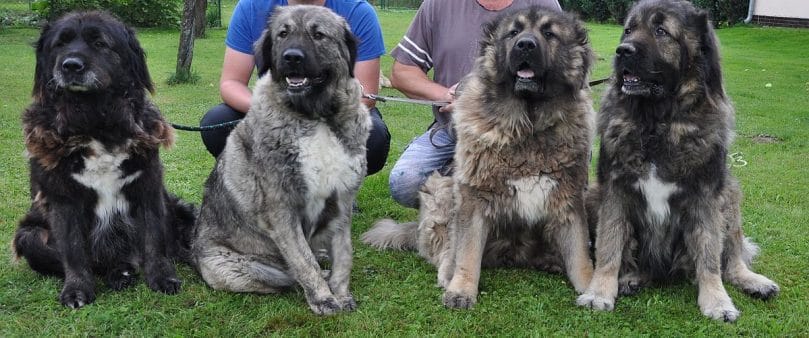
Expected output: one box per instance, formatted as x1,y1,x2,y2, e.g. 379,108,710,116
517,69,535,79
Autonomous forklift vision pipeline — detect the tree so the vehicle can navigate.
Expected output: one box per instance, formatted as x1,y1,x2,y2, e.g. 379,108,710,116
171,0,198,84
193,0,207,38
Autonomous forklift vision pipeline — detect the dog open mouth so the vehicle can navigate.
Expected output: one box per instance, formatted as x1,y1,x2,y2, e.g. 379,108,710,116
620,70,652,96
285,72,327,94
514,62,542,95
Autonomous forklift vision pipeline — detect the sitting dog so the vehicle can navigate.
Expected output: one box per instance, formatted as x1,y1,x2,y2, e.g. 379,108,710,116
576,0,779,322
190,6,369,315
12,11,195,309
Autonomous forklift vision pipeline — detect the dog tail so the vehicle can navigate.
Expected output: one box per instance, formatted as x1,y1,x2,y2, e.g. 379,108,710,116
361,219,418,251
12,209,63,276
165,192,197,264
741,236,761,267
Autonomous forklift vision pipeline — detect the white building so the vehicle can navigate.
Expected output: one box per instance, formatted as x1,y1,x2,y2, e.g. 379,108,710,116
749,0,809,28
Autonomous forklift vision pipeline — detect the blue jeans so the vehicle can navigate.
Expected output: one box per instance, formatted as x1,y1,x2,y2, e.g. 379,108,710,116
389,122,456,208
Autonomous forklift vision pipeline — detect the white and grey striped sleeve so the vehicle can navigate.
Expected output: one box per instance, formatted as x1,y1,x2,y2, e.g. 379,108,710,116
390,1,434,73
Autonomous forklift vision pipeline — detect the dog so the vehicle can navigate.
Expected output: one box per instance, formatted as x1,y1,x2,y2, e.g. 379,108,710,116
576,0,779,322
11,11,195,309
362,6,596,309
190,6,369,316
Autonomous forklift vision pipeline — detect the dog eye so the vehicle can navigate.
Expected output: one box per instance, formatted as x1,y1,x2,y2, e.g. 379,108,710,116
506,29,519,38
624,28,631,35
312,32,325,40
543,30,555,39
278,31,288,38
93,41,107,48
655,26,668,37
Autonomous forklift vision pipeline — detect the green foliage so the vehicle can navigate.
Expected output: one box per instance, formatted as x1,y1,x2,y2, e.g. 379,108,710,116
564,0,748,26
31,0,181,27
605,0,634,24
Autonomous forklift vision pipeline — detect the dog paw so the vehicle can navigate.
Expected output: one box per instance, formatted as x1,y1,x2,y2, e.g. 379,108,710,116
308,296,342,316
576,292,615,311
701,302,740,322
338,294,357,312
741,278,780,300
60,285,96,309
618,279,643,296
442,290,476,309
745,282,780,300
147,276,182,294
106,269,138,291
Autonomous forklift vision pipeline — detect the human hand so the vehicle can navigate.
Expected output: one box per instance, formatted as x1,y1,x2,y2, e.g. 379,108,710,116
438,83,459,113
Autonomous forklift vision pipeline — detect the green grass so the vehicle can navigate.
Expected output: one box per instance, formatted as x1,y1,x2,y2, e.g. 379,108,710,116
1,5,808,336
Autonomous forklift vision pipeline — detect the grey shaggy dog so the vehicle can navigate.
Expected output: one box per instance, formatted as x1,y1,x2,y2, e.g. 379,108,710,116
576,0,779,322
191,6,369,316
363,6,596,309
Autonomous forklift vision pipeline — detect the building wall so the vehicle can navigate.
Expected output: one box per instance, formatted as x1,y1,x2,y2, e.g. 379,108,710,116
753,0,809,19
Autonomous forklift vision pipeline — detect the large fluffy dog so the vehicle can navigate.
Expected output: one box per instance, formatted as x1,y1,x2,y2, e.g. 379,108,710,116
12,11,195,308
576,0,779,322
363,7,595,309
191,6,369,315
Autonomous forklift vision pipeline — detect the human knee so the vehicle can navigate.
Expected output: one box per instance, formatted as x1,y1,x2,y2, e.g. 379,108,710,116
366,107,391,176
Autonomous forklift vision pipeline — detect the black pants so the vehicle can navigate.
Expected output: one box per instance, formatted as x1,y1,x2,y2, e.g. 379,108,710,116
199,103,391,176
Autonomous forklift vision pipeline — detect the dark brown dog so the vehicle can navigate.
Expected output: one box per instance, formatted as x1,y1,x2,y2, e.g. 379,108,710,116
576,0,779,322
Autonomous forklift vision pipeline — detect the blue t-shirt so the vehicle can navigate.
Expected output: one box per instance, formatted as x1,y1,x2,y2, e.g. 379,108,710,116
226,0,385,62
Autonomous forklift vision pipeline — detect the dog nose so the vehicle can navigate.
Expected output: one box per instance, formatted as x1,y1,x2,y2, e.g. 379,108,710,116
515,37,537,51
62,57,85,73
616,43,636,57
283,49,305,64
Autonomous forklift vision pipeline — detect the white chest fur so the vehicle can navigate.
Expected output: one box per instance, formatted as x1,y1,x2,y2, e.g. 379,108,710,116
296,124,362,221
508,175,558,223
71,140,141,225
635,165,679,226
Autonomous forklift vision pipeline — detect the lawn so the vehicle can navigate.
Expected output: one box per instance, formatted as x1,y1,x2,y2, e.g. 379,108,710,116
1,4,808,336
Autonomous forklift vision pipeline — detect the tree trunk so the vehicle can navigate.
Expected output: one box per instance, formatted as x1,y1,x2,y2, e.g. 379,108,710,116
193,0,207,38
175,0,196,82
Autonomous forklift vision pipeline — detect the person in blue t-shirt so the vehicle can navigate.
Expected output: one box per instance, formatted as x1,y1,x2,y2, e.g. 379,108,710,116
200,0,391,176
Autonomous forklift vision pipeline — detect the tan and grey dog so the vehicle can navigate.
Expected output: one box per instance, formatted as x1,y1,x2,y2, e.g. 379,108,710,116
191,6,369,315
576,0,779,322
363,6,596,309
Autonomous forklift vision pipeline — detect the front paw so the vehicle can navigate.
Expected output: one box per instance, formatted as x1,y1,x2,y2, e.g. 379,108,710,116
307,295,342,316
701,302,740,322
700,296,739,322
337,294,357,312
60,284,96,309
576,292,615,311
146,275,182,294
106,268,138,291
442,289,477,309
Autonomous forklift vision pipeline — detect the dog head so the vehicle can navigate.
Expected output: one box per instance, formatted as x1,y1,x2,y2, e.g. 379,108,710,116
479,6,593,99
614,0,722,98
33,11,153,99
254,5,357,116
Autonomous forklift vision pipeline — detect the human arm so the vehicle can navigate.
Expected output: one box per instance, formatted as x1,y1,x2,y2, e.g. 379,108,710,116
391,61,456,112
355,58,380,108
219,47,255,114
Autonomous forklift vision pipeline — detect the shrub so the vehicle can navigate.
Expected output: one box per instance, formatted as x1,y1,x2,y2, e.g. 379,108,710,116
605,0,634,24
31,0,181,27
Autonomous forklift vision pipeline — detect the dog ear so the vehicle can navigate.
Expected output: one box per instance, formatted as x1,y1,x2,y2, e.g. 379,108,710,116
124,25,155,94
255,25,273,78
32,21,53,100
693,10,724,95
343,28,358,77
